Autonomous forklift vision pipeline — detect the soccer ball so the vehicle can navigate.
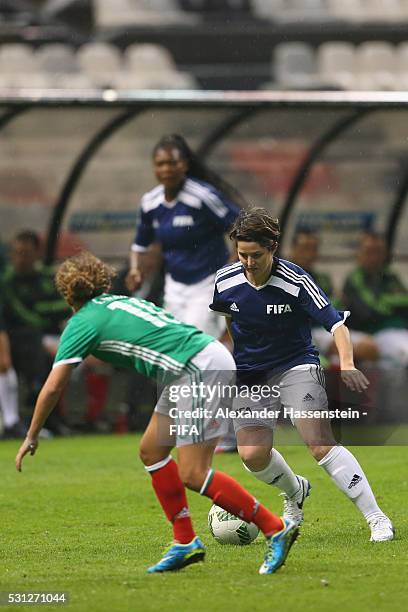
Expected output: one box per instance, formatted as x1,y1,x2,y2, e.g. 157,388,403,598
208,504,260,545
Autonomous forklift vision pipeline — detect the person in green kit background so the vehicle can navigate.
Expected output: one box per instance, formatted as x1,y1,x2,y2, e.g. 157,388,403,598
290,228,379,365
342,232,408,367
0,231,71,436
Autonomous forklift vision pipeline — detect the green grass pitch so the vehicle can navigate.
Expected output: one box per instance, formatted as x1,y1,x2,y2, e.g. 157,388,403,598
1,435,407,612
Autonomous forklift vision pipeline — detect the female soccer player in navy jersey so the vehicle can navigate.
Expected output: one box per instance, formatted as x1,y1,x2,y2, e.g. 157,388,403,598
16,251,299,575
126,134,242,338
210,208,394,542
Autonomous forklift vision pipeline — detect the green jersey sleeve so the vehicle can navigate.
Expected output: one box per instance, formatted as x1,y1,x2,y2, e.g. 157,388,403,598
53,315,99,367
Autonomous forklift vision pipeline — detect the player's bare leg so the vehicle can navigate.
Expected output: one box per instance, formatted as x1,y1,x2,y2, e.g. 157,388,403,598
235,425,311,525
294,416,394,541
139,412,173,466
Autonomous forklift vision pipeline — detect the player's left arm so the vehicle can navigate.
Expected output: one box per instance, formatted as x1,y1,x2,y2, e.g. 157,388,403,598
15,364,73,472
296,271,369,392
332,324,369,392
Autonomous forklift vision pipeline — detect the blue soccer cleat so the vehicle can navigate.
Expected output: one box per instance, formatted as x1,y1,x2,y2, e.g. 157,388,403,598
147,536,206,573
259,518,299,575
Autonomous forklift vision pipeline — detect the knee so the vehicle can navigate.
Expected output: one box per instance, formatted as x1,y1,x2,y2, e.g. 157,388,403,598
139,440,167,467
308,444,333,462
178,465,208,492
139,444,151,466
139,443,154,466
239,446,271,472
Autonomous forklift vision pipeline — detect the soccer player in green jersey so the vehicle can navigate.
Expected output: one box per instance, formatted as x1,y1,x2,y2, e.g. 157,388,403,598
16,251,299,575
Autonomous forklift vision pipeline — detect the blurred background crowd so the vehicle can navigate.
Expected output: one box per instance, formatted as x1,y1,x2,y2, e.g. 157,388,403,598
1,223,407,439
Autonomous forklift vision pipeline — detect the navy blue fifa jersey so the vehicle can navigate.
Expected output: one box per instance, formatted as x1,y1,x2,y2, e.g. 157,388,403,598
210,257,350,372
132,178,240,285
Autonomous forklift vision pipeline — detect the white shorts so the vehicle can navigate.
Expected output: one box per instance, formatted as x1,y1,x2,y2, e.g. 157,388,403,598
232,365,328,433
154,340,236,446
164,273,225,338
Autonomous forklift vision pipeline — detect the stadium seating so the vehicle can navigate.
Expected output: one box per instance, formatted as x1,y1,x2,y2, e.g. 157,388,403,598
251,0,284,20
0,44,50,88
117,43,197,89
125,44,177,73
326,0,366,22
5,37,408,92
36,43,92,89
271,41,408,91
326,0,408,23
395,42,408,90
77,43,122,89
36,43,79,75
252,0,408,23
6,2,408,93
363,0,403,23
271,43,321,89
94,0,197,28
0,39,198,90
355,42,396,90
317,43,357,90
272,0,332,23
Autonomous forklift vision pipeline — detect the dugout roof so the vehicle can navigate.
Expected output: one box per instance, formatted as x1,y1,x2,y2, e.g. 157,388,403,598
0,90,407,285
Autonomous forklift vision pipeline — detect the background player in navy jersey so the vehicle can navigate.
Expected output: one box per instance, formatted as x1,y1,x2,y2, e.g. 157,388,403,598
16,251,299,576
126,134,242,338
210,208,394,542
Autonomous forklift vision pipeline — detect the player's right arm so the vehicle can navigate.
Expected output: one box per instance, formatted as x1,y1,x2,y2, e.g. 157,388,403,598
126,200,155,292
15,364,73,472
126,250,143,292
16,315,98,471
332,324,369,392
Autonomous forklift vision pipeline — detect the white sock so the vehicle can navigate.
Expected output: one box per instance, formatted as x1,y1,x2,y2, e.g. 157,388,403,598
244,449,300,498
318,446,383,521
0,369,19,428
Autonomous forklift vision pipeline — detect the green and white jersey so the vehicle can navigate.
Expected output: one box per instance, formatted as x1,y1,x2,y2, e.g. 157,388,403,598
54,294,214,380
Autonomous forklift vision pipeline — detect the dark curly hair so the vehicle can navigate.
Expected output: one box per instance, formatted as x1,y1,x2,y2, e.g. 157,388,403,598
153,133,248,209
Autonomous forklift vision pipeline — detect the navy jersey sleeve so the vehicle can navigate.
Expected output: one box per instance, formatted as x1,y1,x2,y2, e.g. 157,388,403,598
201,186,240,232
132,203,155,252
298,275,350,333
209,280,232,317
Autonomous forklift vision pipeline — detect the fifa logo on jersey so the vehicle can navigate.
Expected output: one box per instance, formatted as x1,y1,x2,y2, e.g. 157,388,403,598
173,215,194,227
266,304,292,314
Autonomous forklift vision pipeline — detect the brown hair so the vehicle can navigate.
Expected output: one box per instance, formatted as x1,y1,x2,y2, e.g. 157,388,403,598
229,208,280,249
56,251,116,307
